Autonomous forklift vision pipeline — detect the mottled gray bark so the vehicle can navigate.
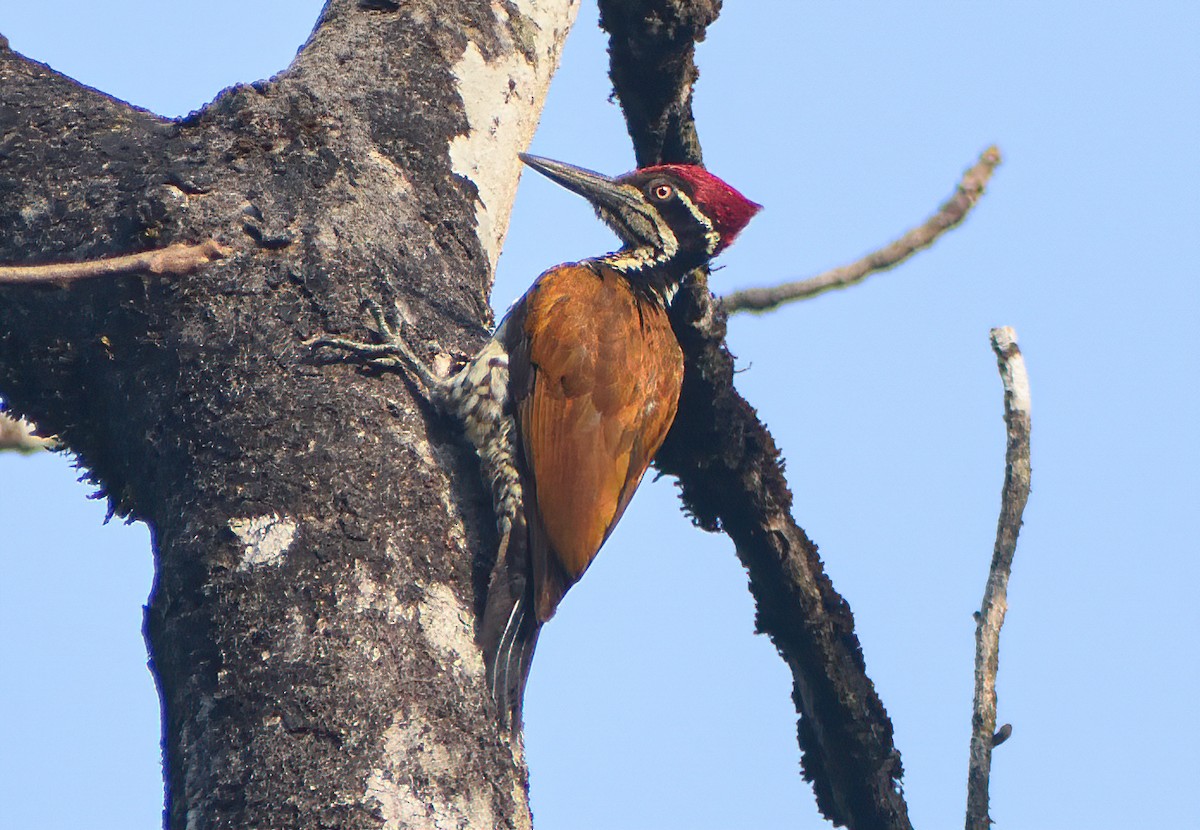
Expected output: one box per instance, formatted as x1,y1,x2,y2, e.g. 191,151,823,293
0,1,575,827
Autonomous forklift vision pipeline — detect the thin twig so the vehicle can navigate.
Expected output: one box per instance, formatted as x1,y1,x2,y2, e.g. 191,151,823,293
722,146,1002,314
966,326,1032,830
0,412,55,453
0,240,231,285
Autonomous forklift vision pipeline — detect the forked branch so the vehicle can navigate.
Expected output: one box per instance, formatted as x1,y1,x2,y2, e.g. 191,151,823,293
723,146,1002,314
966,326,1032,830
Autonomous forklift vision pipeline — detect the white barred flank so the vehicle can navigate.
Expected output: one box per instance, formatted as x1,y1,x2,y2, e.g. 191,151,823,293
443,327,523,541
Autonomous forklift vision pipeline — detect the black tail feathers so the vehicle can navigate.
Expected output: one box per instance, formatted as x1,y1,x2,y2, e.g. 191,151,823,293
483,588,539,728
479,524,540,729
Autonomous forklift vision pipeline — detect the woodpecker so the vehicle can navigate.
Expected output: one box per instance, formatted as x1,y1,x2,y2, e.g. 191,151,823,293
317,154,760,726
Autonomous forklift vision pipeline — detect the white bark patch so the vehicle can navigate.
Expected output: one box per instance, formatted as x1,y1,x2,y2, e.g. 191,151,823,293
417,583,485,678
350,561,413,626
991,325,1032,414
346,567,479,675
366,712,523,830
1007,351,1032,414
229,514,298,570
448,0,579,270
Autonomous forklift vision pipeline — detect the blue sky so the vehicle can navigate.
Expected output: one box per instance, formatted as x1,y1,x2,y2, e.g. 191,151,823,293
2,3,1197,829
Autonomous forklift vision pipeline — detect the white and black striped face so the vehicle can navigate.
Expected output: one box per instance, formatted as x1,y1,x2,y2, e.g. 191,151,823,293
613,170,723,265
519,154,761,275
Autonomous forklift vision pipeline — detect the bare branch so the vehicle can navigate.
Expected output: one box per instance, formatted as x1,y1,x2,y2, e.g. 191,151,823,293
722,146,1002,314
597,0,719,167
0,240,230,285
966,326,1032,830
0,412,54,453
601,2,912,825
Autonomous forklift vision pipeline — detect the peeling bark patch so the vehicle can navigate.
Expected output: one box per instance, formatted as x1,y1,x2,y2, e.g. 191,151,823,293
229,513,298,570
447,1,579,270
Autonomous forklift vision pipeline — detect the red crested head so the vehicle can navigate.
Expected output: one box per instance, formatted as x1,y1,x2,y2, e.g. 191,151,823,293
632,164,762,254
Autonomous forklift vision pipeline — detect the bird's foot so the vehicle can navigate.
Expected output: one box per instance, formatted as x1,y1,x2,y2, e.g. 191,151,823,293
308,300,445,389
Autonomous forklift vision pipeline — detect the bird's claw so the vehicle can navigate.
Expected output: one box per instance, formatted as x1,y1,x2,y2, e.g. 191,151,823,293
306,299,412,370
308,299,445,391
360,298,405,344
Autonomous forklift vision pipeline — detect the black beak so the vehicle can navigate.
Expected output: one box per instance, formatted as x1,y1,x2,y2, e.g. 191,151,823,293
519,154,642,213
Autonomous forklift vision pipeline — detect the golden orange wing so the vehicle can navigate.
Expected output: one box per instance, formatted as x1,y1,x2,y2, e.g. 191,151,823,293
514,263,683,622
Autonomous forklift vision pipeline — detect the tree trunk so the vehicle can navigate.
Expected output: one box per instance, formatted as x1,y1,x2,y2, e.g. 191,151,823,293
0,1,576,827
1,1,918,828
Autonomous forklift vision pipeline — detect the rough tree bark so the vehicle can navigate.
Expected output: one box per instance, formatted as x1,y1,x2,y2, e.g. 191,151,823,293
0,2,932,829
0,1,577,827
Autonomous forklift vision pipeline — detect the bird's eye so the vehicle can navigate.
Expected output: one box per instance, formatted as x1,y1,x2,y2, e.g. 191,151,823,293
651,183,673,201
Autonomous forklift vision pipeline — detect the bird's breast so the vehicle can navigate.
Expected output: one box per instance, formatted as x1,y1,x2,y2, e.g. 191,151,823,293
507,262,685,591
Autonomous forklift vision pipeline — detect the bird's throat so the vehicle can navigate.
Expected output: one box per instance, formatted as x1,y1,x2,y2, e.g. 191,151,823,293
596,246,690,308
